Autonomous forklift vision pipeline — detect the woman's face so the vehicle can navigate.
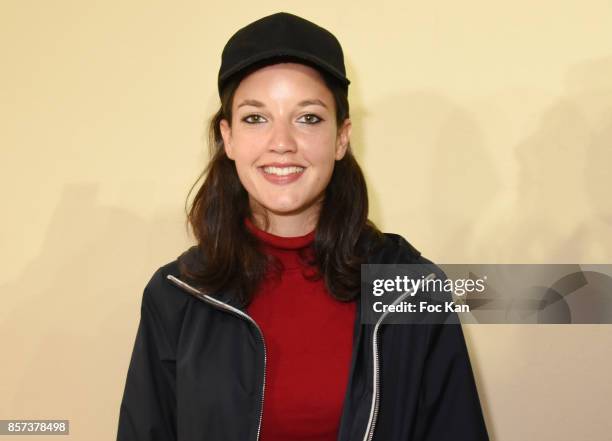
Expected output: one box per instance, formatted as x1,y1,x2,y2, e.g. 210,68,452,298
220,62,351,232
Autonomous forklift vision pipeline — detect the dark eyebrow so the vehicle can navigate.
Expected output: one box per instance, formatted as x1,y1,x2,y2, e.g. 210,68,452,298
236,98,329,109
236,99,265,109
297,99,328,109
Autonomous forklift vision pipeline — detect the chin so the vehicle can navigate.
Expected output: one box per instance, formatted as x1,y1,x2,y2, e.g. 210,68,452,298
252,191,321,217
261,197,309,215
265,203,303,215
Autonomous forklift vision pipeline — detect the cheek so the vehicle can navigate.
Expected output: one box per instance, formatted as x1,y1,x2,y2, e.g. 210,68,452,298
300,129,338,161
303,153,337,195
231,134,265,165
306,144,337,173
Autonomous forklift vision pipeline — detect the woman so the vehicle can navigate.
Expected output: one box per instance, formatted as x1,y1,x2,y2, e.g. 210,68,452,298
116,12,489,441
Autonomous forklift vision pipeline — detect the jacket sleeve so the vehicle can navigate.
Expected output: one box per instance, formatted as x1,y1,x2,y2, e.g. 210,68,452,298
412,321,489,440
116,270,177,441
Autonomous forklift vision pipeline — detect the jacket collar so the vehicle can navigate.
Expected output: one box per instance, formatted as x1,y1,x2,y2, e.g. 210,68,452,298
171,232,423,309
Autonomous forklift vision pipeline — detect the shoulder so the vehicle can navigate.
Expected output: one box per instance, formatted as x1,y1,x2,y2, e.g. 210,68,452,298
139,247,199,323
370,231,430,264
369,232,447,281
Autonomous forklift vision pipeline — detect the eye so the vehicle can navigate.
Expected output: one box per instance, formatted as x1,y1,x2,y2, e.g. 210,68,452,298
242,114,267,124
298,114,323,124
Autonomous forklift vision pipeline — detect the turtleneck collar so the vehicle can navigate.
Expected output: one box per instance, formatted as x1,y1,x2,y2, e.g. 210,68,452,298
244,217,315,250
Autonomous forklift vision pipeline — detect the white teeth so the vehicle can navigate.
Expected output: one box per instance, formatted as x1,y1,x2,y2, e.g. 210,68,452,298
262,166,305,176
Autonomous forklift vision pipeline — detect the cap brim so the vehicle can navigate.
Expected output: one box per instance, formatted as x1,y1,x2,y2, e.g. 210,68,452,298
218,49,350,91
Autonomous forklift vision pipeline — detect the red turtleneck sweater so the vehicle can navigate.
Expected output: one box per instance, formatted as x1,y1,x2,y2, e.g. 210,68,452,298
244,217,357,441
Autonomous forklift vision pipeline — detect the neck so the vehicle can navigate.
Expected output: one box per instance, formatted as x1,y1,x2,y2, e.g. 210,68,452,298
250,208,319,237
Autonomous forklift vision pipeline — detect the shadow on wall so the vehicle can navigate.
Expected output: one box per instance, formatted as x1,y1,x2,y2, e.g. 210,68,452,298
353,86,503,261
463,56,612,264
0,183,190,438
429,103,500,262
363,56,612,264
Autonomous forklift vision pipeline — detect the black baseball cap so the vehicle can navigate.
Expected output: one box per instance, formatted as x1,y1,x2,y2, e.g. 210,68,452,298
217,12,350,96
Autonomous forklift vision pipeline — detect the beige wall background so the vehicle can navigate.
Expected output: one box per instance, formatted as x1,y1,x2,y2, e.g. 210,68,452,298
1,1,611,440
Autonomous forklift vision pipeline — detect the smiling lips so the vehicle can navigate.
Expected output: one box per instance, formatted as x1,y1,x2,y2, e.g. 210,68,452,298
259,164,305,185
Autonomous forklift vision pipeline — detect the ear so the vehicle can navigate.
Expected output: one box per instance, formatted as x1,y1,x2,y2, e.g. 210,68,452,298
335,118,351,160
220,118,234,159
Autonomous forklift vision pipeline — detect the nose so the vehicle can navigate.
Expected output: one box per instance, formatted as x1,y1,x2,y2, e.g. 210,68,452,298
268,119,297,154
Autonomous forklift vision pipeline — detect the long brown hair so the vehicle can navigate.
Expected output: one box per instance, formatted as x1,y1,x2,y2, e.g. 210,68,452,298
179,60,385,307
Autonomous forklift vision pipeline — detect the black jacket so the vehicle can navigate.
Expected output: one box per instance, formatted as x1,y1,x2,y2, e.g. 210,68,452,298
116,233,489,441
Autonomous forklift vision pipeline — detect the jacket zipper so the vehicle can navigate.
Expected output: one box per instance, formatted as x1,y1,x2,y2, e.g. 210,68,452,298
362,272,436,441
166,275,267,441
168,271,435,441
